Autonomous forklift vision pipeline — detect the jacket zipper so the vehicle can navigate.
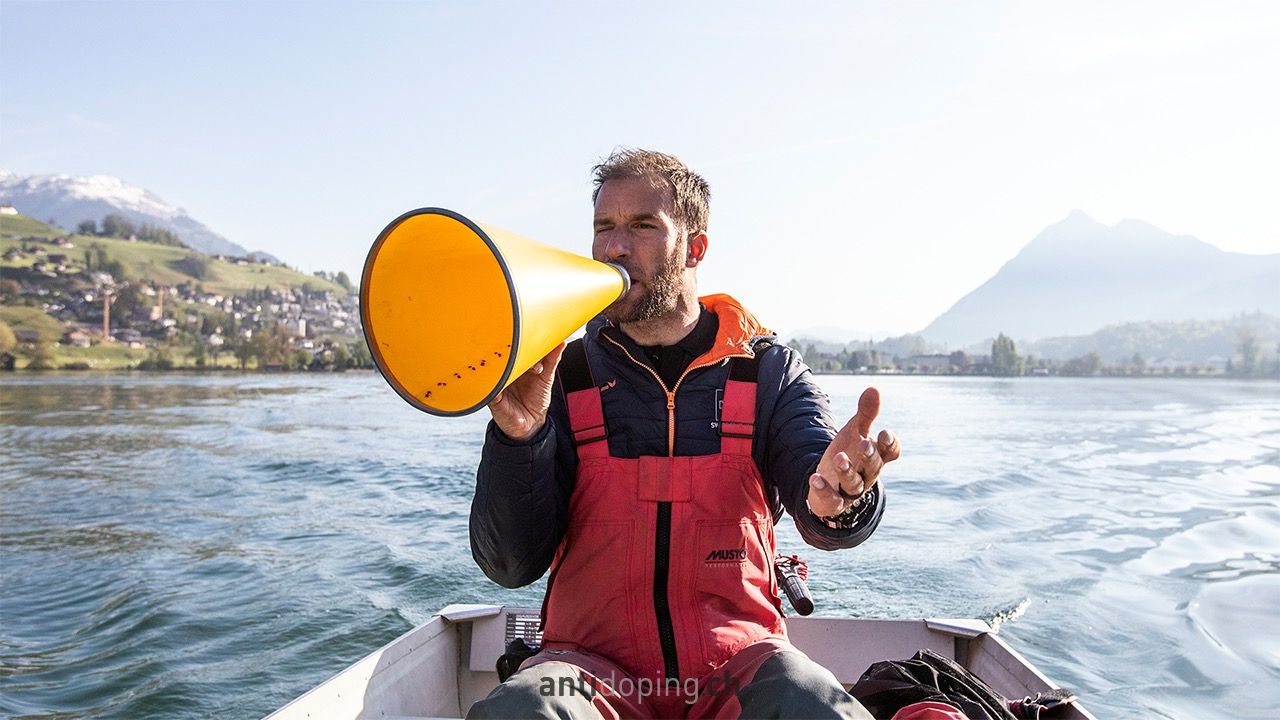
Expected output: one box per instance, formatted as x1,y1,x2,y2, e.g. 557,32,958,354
599,334,749,455
599,332,752,680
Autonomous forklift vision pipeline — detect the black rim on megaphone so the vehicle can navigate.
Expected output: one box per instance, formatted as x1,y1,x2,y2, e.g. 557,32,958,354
360,207,523,418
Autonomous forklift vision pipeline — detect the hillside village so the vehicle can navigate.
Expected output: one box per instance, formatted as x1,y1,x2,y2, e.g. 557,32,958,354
0,209,369,370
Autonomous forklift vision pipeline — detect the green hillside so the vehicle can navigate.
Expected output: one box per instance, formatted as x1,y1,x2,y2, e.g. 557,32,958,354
1,213,347,297
0,214,61,237
0,305,65,342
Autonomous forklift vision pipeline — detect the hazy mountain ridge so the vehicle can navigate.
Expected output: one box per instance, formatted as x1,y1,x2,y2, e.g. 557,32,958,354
0,170,266,260
921,211,1280,347
1018,313,1279,364
785,333,936,359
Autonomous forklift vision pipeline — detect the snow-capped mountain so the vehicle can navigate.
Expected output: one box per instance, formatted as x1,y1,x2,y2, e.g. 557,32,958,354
0,170,259,258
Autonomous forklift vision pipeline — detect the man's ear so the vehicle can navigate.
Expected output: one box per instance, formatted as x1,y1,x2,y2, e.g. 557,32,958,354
686,232,708,268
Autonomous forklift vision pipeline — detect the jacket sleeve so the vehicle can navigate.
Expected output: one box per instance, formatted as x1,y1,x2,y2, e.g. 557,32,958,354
755,344,886,551
469,381,577,588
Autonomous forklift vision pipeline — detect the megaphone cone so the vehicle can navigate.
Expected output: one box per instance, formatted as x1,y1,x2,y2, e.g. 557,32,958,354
361,208,629,416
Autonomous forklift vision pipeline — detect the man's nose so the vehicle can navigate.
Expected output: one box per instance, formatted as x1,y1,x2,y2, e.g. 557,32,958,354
597,230,630,262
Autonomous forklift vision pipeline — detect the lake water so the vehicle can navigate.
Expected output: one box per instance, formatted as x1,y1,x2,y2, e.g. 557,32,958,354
1,373,1277,719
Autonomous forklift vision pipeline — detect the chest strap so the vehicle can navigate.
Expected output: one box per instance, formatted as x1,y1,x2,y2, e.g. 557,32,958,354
718,355,758,456
559,339,610,459
562,340,760,459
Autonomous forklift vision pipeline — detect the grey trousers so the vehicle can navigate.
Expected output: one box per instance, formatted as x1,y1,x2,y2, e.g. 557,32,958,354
467,639,874,720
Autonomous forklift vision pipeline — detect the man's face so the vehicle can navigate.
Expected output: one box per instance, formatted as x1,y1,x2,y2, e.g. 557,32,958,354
592,176,690,325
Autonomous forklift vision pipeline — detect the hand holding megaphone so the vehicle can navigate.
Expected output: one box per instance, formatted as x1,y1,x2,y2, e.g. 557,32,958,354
361,208,629,417
488,342,566,441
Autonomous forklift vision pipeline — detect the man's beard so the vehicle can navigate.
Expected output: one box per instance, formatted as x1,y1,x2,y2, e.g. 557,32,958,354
603,244,685,325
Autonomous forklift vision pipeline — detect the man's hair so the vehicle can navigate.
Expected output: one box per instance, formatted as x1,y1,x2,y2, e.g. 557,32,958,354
591,148,711,235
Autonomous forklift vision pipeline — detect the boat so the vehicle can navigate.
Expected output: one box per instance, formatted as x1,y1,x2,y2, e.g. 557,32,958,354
265,604,1096,719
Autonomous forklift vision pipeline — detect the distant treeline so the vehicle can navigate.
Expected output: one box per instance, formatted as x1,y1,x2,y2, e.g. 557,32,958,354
311,269,354,292
791,329,1279,379
77,214,186,248
790,313,1280,374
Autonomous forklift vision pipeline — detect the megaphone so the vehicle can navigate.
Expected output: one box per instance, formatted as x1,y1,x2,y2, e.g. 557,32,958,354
360,208,629,416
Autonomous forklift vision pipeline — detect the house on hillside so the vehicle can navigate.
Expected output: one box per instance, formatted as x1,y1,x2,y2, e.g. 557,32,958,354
64,329,91,348
279,318,307,338
113,329,143,347
0,204,17,216
13,329,40,344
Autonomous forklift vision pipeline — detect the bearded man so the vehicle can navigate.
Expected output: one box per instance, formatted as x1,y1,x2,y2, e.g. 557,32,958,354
467,149,899,719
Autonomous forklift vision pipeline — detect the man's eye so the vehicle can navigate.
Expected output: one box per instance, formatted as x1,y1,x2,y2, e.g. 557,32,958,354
634,223,655,230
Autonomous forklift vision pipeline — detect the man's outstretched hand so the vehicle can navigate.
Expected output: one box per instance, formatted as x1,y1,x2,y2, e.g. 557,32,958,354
488,342,566,442
807,387,901,520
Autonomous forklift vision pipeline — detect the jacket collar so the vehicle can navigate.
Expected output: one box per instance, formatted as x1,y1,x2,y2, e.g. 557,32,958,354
587,293,775,366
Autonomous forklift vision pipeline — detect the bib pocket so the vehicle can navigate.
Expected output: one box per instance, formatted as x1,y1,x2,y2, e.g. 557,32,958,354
693,518,781,666
544,520,640,670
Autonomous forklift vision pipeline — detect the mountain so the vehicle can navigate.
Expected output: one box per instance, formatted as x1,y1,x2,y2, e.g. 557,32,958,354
0,170,262,259
786,332,939,359
920,211,1280,347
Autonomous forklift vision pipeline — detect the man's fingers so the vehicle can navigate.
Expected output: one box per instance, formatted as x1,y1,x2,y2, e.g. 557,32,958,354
858,438,883,489
876,428,900,463
543,341,567,369
808,473,842,516
835,451,852,473
529,342,567,377
853,387,880,437
489,342,566,440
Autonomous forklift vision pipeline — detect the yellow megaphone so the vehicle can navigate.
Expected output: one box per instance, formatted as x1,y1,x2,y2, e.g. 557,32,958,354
360,208,630,416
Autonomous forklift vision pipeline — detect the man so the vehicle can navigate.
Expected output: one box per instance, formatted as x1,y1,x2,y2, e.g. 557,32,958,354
468,149,900,719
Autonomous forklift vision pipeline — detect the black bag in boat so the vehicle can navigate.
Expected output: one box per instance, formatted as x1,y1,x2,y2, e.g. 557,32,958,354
849,648,1017,720
496,638,539,682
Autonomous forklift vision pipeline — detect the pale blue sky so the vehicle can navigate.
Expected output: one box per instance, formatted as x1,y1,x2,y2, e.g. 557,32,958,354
3,1,1277,337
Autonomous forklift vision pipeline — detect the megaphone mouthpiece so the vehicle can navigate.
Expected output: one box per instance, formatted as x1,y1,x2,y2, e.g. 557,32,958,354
606,263,631,295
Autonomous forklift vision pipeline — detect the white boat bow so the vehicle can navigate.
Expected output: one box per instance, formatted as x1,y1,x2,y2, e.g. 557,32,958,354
266,605,1095,719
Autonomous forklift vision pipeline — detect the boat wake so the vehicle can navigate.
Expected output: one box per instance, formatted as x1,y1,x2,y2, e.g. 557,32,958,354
986,597,1031,633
